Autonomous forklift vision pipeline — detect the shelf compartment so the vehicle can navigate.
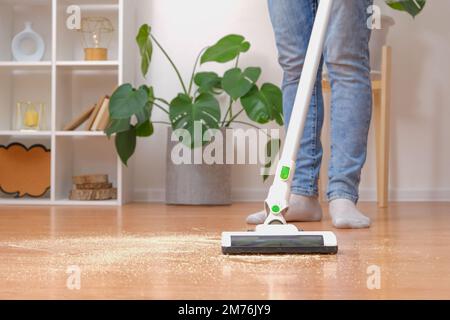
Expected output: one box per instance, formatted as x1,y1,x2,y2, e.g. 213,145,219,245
56,60,119,68
0,0,52,62
0,66,52,131
56,66,117,131
0,198,52,205
54,199,118,206
55,131,106,136
0,130,52,137
58,0,119,6
0,0,132,207
0,61,52,67
56,0,119,62
54,135,118,203
0,135,51,201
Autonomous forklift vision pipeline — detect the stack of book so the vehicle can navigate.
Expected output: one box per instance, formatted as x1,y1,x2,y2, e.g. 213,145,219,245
63,95,111,131
69,174,117,201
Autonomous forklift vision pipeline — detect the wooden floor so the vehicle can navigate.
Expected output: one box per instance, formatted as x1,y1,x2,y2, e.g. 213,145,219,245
0,202,449,299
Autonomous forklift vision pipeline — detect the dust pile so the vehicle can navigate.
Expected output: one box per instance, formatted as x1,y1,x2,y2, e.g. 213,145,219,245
0,233,330,283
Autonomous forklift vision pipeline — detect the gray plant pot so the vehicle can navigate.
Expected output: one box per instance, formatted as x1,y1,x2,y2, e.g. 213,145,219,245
165,128,231,205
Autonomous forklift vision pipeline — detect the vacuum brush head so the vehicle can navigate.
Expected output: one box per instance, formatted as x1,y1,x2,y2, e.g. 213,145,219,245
221,224,338,255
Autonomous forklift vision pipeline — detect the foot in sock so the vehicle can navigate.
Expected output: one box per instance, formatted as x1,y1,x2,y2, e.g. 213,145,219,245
329,198,371,229
246,194,323,225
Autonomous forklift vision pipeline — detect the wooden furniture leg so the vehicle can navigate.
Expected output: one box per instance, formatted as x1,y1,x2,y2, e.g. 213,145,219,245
375,46,392,208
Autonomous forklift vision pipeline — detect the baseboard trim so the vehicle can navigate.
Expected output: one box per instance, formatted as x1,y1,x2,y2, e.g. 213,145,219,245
359,188,450,202
133,188,165,202
133,188,450,202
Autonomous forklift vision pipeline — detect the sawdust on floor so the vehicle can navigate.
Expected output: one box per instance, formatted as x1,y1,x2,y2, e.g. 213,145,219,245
0,233,333,283
2,232,442,298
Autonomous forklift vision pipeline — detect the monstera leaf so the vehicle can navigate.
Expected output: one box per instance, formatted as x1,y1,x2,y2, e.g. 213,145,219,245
135,120,154,137
385,0,426,18
241,83,284,126
201,34,250,64
109,84,149,120
107,84,155,166
135,86,154,126
169,93,221,147
194,72,222,94
105,118,131,137
115,126,137,166
222,67,261,101
136,24,153,77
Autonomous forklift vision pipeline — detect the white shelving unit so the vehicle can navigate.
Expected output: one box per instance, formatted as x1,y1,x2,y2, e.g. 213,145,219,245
0,0,136,206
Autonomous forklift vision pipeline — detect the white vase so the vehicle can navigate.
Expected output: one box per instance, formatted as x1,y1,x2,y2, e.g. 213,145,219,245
11,22,45,62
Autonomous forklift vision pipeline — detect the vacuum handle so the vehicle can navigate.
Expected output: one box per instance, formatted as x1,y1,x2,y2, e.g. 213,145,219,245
264,0,333,221
282,0,333,163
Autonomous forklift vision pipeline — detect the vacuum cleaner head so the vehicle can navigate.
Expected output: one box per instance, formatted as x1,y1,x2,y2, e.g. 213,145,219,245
222,224,338,255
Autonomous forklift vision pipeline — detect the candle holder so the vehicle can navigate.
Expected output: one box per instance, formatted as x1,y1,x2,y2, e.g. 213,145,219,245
78,17,114,61
15,101,47,131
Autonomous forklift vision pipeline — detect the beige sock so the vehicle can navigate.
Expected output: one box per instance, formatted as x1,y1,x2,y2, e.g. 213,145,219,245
329,198,371,229
246,194,323,225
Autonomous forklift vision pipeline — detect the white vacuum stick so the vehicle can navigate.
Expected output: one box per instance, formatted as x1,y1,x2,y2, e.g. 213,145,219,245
222,0,337,255
264,0,334,225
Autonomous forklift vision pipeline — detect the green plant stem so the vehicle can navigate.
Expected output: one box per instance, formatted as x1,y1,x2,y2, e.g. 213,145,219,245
155,97,171,107
152,121,171,125
225,108,244,127
224,100,234,125
188,47,207,96
193,88,200,99
152,103,170,115
151,34,188,95
227,54,241,122
221,106,231,127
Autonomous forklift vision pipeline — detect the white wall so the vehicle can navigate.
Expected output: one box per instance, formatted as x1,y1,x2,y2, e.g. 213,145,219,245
131,0,450,202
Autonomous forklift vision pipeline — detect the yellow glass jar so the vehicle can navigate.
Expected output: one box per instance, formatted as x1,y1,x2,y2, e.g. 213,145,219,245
16,101,46,131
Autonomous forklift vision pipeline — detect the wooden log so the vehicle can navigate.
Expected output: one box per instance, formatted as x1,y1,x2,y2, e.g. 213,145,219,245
69,188,117,201
73,183,113,190
72,174,108,185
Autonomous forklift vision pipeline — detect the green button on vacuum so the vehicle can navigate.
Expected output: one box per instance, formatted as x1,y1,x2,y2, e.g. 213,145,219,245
271,205,281,213
280,166,290,180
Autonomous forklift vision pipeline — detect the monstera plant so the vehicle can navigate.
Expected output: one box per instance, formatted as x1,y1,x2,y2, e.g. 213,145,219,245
385,0,426,17
106,24,283,170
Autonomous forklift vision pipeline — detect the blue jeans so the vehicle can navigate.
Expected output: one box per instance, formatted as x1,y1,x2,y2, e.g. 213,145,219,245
268,0,373,203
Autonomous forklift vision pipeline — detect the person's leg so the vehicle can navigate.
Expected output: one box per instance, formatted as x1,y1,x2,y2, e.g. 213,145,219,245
324,0,373,228
247,0,324,225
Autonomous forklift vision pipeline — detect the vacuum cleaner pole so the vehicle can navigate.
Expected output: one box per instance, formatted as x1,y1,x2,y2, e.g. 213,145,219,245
264,0,334,225
222,0,337,255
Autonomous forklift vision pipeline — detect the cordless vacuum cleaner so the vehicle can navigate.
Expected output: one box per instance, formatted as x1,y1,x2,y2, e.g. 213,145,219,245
222,0,337,255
